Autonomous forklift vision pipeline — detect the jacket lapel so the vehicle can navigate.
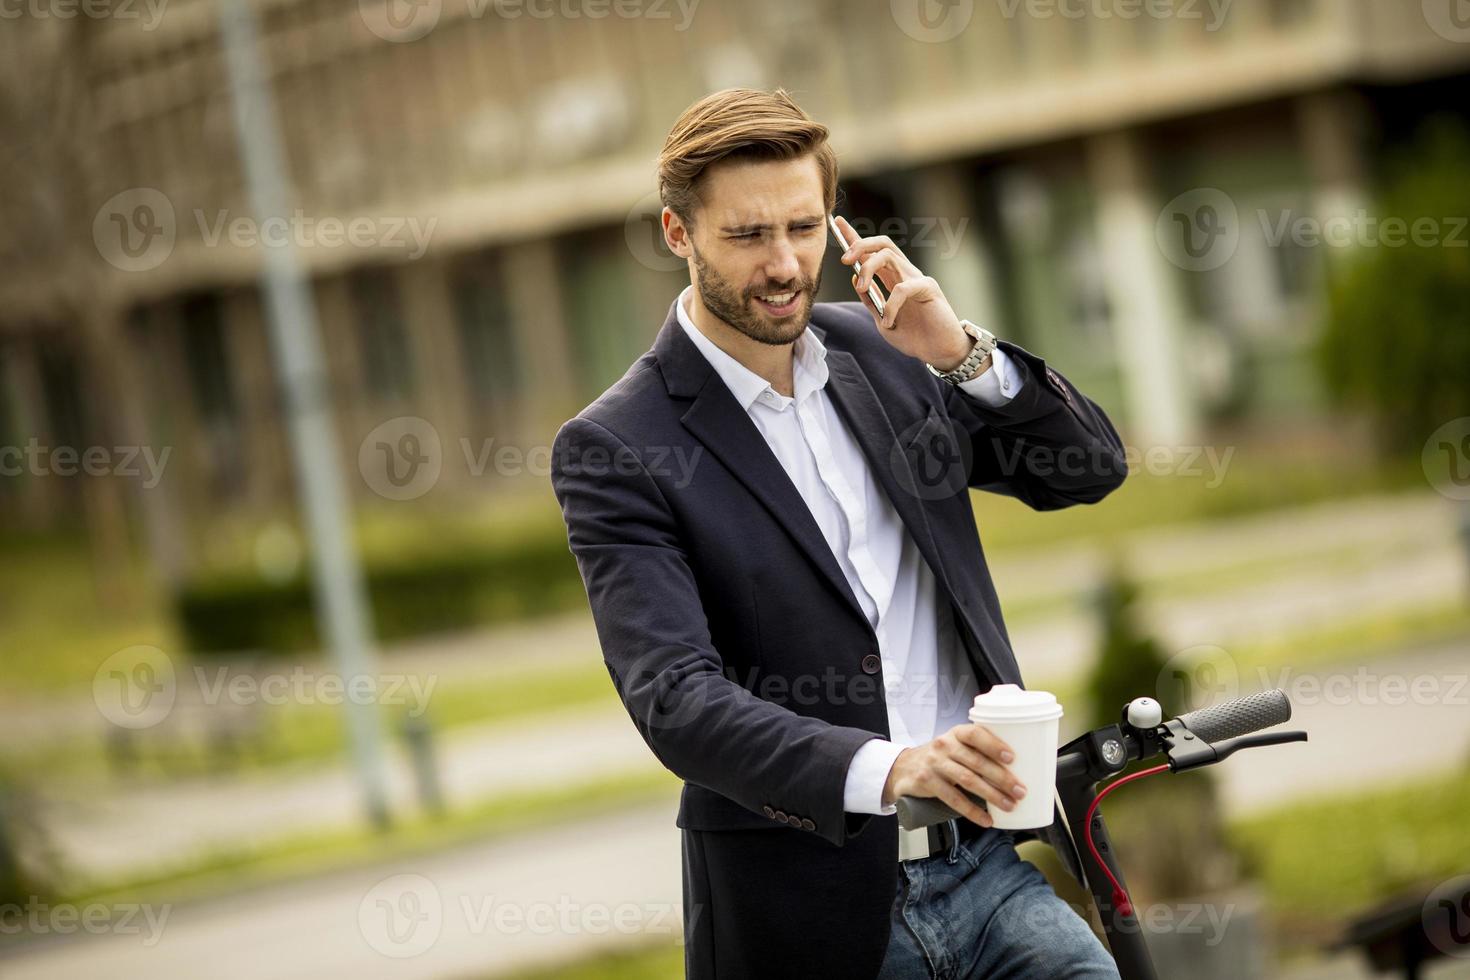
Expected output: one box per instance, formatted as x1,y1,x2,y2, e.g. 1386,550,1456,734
656,300,873,626
818,343,954,605
654,298,956,633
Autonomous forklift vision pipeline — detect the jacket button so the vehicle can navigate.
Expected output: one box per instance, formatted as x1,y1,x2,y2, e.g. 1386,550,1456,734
763,805,775,819
861,653,881,674
801,818,815,831
774,810,788,823
786,814,802,828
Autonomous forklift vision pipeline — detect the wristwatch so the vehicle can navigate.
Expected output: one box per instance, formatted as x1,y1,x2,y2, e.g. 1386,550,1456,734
926,320,998,386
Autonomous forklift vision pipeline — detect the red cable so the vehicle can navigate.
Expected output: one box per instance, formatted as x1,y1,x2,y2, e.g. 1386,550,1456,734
1083,763,1169,919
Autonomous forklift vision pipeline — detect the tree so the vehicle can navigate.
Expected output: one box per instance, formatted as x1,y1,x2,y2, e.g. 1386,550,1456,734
1318,116,1470,456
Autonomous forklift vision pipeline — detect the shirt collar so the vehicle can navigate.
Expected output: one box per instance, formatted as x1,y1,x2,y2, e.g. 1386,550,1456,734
675,284,829,412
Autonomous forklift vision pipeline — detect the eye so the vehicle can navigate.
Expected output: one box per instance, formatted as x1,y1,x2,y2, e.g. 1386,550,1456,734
731,232,759,241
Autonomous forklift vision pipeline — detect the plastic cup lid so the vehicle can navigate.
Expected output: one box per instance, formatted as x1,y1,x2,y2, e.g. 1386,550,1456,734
968,684,1064,722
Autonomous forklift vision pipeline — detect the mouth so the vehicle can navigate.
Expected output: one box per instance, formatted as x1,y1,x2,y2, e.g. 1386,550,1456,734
752,288,802,317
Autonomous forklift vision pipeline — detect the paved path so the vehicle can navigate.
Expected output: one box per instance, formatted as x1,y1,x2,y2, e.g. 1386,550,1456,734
0,800,685,980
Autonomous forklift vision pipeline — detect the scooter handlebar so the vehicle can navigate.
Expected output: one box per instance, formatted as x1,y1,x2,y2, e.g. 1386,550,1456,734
1175,688,1292,744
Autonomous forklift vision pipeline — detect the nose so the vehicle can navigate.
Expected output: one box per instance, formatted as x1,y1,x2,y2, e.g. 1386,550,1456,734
762,239,801,287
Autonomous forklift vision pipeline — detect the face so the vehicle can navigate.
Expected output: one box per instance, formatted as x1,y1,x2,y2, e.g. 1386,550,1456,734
665,154,828,346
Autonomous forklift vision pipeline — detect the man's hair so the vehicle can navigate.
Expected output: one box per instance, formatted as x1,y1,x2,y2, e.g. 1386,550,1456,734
656,87,839,226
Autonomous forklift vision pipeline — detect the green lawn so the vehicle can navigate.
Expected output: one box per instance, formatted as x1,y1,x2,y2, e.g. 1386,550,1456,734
1230,765,1470,950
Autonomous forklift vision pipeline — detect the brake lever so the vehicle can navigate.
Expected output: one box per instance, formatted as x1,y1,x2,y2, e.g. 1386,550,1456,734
1165,721,1308,772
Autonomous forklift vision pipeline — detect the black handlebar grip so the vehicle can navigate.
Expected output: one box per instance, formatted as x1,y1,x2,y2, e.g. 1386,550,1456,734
895,788,988,831
1176,689,1292,743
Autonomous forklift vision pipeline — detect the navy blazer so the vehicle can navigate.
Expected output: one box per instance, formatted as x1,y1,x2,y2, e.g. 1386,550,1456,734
550,298,1127,978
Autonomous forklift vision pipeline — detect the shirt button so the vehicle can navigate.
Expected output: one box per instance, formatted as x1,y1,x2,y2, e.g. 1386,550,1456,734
860,653,881,674
786,814,802,828
763,805,776,819
774,810,788,823
801,818,816,831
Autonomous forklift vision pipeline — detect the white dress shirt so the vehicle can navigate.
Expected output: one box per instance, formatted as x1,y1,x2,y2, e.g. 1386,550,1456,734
675,286,1024,815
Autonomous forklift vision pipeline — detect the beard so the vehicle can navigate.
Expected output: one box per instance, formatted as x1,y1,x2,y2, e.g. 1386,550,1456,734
691,245,820,347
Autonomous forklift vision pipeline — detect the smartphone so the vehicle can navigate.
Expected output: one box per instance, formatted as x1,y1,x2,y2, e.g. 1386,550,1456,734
829,215,887,319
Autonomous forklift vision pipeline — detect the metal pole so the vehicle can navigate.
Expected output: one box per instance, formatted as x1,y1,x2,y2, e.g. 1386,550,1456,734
215,0,391,829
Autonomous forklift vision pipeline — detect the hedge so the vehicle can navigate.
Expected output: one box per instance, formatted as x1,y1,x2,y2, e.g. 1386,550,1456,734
175,532,587,655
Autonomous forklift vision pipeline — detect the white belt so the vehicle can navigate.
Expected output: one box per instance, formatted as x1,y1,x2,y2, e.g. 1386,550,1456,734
898,824,935,862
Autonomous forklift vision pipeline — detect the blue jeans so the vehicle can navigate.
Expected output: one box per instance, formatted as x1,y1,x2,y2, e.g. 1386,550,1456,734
876,825,1121,979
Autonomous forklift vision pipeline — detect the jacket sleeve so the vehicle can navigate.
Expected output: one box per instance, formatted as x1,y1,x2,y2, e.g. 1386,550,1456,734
550,414,881,846
941,339,1129,510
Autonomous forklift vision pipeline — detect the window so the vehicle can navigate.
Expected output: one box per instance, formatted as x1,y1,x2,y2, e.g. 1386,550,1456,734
350,269,416,403
451,252,521,417
181,293,239,425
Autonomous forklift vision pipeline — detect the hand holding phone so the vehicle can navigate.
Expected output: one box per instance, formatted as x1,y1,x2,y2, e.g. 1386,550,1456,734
830,214,887,319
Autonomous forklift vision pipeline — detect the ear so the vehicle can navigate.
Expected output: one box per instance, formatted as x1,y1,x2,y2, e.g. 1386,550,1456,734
663,207,693,259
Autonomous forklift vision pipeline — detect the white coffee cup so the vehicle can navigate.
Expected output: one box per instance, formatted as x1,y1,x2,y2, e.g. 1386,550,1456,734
968,684,1063,830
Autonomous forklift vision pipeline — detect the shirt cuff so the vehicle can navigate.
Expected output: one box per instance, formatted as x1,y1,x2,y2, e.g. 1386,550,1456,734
955,345,1023,407
843,737,907,815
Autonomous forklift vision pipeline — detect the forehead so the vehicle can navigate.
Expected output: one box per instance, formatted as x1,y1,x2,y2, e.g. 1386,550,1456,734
696,154,826,227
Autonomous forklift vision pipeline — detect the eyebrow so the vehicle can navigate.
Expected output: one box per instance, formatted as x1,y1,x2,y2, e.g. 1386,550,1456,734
721,214,827,235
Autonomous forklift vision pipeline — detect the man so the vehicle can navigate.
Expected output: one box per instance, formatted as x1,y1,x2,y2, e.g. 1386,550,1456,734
550,87,1127,979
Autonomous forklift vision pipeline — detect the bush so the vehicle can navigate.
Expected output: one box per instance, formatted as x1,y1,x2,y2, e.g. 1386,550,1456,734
175,531,586,655
1318,116,1470,454
1080,559,1246,903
